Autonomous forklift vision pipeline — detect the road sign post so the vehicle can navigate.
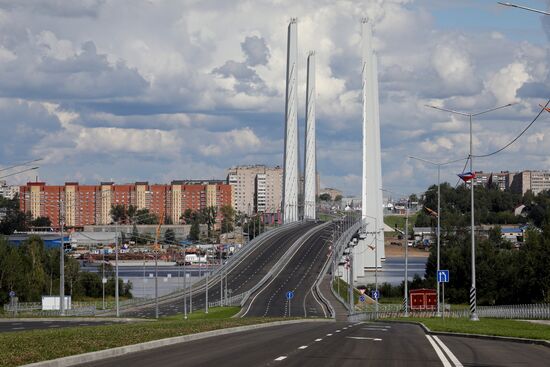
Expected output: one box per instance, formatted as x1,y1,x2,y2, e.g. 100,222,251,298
286,291,294,317
437,270,449,317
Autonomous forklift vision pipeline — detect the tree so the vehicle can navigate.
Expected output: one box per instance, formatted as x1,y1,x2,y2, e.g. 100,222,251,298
189,222,200,241
30,216,52,228
134,208,158,224
127,205,137,222
334,195,343,202
199,206,217,236
131,223,141,245
220,205,236,233
110,204,127,223
164,228,176,244
319,193,331,201
182,209,194,224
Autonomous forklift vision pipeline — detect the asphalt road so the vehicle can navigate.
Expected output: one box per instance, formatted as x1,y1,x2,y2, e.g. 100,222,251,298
77,321,550,367
242,224,333,318
0,320,119,333
122,222,320,318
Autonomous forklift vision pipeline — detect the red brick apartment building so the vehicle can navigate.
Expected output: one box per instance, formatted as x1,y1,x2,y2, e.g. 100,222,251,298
20,180,232,228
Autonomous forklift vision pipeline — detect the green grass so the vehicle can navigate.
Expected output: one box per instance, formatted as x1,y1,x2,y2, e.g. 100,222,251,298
394,317,550,341
384,214,418,232
0,307,286,367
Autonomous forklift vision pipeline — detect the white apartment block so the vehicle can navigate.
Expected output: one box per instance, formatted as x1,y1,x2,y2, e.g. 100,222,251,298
227,165,282,214
0,180,20,199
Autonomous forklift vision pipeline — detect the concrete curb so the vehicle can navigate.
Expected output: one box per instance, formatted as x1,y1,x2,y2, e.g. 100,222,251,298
0,317,148,323
381,320,550,348
22,319,333,367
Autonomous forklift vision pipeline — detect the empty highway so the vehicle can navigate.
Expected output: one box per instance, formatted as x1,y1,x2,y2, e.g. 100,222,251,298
122,222,320,318
242,223,333,317
77,321,550,366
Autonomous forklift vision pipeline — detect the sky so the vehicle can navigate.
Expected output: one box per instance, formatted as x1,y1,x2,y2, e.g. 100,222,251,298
1,0,549,197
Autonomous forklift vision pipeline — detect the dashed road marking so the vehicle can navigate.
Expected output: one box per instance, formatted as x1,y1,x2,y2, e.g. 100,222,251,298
11,327,25,330
346,336,382,341
315,338,322,342
335,330,341,333
326,333,333,336
274,356,287,361
298,345,308,349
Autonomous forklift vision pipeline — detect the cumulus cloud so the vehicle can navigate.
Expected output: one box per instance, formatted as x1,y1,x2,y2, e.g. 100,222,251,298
241,36,270,66
0,0,548,195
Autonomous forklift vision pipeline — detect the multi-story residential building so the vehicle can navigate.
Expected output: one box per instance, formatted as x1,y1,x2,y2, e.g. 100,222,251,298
510,170,550,195
19,180,232,228
488,171,515,191
227,165,282,214
0,180,20,199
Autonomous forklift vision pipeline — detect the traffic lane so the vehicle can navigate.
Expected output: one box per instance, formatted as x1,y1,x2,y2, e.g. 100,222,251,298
441,334,550,366
125,224,318,317
123,223,319,318
245,225,332,317
0,320,119,333
77,321,339,367
278,322,447,366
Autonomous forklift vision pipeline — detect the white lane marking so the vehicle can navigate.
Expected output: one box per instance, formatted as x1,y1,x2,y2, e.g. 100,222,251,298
298,345,308,349
335,330,341,333
346,336,382,341
274,356,287,361
426,335,452,367
433,336,464,367
11,327,25,330
48,325,60,328
326,333,333,336
343,327,348,330
315,338,322,342
362,328,388,331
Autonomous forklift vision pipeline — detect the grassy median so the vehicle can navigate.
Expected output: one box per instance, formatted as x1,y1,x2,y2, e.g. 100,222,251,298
393,317,550,341
0,307,286,367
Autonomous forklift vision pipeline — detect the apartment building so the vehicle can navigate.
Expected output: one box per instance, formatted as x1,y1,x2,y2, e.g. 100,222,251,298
0,180,20,199
227,165,283,214
20,180,232,228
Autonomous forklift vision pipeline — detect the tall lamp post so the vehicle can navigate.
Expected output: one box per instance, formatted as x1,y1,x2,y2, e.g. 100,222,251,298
408,156,467,316
426,103,514,320
497,2,550,15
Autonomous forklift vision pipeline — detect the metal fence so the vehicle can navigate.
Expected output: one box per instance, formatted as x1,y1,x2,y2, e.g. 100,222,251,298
349,303,550,322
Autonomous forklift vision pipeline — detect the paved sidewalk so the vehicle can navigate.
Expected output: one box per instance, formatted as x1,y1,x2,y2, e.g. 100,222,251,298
319,274,349,321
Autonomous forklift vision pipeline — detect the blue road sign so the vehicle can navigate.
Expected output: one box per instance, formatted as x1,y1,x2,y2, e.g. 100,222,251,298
8,291,15,298
372,290,380,300
359,295,366,303
286,291,294,300
437,270,450,283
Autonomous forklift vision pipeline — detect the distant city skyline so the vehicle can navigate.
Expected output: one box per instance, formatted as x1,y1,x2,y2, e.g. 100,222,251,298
0,1,549,196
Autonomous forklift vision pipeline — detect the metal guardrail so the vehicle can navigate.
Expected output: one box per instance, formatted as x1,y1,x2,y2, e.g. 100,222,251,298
101,223,300,314
349,303,550,321
239,221,333,311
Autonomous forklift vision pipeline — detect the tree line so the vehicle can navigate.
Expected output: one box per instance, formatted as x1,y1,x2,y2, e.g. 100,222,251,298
413,185,550,305
0,236,131,305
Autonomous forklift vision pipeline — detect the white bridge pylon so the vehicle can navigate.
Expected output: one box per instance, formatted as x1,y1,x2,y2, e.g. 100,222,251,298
356,18,385,282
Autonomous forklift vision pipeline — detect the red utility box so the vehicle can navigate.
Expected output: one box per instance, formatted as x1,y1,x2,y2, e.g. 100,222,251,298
409,289,437,311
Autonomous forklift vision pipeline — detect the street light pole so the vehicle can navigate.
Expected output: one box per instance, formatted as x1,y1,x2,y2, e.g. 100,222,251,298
497,2,550,15
115,222,120,318
59,201,65,316
404,202,409,317
426,103,514,321
408,155,467,317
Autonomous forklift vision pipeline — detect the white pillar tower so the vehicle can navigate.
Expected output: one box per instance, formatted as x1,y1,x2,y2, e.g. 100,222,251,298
356,18,384,281
304,51,316,221
283,18,299,223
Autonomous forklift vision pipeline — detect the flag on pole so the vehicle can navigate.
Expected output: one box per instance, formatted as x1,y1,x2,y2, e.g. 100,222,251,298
458,171,476,182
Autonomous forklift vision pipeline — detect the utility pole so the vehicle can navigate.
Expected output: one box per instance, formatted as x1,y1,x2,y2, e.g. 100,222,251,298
205,269,209,314
115,221,120,317
59,199,65,316
404,202,409,317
